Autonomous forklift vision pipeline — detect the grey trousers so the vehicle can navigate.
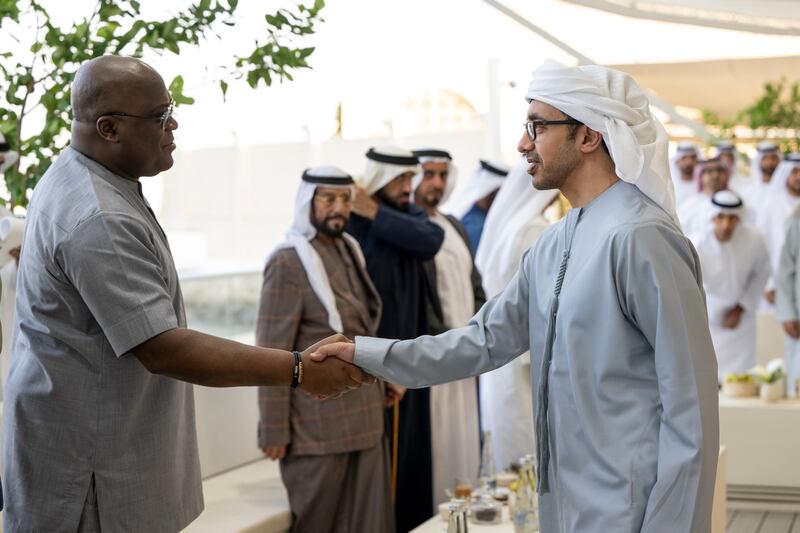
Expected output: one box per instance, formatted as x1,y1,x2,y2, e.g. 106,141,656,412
280,439,395,533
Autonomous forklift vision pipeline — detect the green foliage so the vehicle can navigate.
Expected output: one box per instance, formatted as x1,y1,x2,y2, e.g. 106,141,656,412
233,0,323,89
0,0,325,208
702,77,800,153
742,78,800,131
700,109,736,142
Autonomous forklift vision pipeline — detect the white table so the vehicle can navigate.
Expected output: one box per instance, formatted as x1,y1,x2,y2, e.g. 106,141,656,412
719,394,800,496
413,447,727,533
411,506,515,533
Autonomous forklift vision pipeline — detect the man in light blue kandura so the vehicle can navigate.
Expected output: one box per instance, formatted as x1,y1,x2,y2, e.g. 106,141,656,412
312,60,720,533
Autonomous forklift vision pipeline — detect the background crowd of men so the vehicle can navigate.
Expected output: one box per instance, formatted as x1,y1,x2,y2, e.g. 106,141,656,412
670,141,800,391
257,146,512,532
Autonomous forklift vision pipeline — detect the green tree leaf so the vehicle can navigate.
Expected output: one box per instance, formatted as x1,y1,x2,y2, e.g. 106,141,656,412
1,0,324,208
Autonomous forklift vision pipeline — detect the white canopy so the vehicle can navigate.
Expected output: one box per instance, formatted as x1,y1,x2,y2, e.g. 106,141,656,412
559,1,800,36
609,55,800,118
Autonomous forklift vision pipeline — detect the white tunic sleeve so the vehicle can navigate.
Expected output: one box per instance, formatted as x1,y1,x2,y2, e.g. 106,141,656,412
616,223,719,533
354,249,534,387
739,231,771,314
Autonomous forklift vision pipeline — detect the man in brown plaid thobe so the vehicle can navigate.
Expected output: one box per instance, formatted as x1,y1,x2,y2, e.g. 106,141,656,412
257,167,399,533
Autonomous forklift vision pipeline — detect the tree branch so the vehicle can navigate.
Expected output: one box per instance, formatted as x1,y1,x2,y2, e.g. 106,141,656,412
88,0,101,27
21,100,41,118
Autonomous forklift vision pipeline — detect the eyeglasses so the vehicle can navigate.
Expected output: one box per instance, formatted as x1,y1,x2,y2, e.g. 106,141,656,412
106,100,176,131
315,191,352,207
523,119,581,142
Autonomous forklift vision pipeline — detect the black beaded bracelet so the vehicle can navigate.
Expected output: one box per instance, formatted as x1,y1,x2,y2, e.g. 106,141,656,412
290,351,302,389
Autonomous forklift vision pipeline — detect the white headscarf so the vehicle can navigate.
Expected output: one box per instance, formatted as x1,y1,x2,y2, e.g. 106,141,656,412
266,166,359,333
750,141,781,191
525,59,676,223
0,133,19,173
765,154,800,199
669,141,698,182
716,140,753,192
715,141,737,162
358,146,419,195
708,189,745,220
475,157,559,295
443,159,509,218
411,148,457,205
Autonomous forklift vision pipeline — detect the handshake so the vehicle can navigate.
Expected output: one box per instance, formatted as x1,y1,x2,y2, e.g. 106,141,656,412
297,334,405,405
263,334,407,460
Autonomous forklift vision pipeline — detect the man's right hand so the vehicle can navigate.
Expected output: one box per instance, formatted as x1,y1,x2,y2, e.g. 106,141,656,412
722,305,744,330
310,341,356,364
783,320,800,339
262,445,287,461
350,186,379,220
299,335,374,398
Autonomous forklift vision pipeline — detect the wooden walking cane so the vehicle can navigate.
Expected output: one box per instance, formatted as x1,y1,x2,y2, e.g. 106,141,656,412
391,397,400,503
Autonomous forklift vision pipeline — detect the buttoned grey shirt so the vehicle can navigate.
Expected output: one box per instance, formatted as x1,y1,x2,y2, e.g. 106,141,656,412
2,147,203,532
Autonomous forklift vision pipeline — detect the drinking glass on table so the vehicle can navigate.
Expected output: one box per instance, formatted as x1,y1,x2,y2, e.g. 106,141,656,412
454,477,473,499
478,430,497,492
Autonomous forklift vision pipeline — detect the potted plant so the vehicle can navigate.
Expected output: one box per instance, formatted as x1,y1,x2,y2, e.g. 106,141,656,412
722,373,758,397
752,359,785,402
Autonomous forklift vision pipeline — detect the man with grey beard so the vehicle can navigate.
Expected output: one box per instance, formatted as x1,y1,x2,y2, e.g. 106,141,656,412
258,167,398,533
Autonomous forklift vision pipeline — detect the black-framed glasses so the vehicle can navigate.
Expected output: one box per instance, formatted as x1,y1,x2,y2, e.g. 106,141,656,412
524,119,581,142
106,100,175,131
314,190,352,207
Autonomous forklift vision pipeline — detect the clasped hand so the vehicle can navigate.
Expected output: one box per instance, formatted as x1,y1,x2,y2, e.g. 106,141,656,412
298,334,369,399
303,337,406,405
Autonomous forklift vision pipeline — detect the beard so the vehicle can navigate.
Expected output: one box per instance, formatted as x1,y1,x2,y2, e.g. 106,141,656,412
714,229,734,242
532,141,580,191
375,188,410,211
678,163,695,177
760,164,777,181
415,188,443,209
312,213,348,238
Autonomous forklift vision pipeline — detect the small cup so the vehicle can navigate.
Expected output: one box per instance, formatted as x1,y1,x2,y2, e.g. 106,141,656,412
454,477,473,499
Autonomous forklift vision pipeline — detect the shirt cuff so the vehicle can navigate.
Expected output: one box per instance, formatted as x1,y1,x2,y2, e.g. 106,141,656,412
354,336,395,379
103,300,179,357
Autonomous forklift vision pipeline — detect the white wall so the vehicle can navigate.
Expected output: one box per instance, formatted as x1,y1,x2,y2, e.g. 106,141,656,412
157,130,489,271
